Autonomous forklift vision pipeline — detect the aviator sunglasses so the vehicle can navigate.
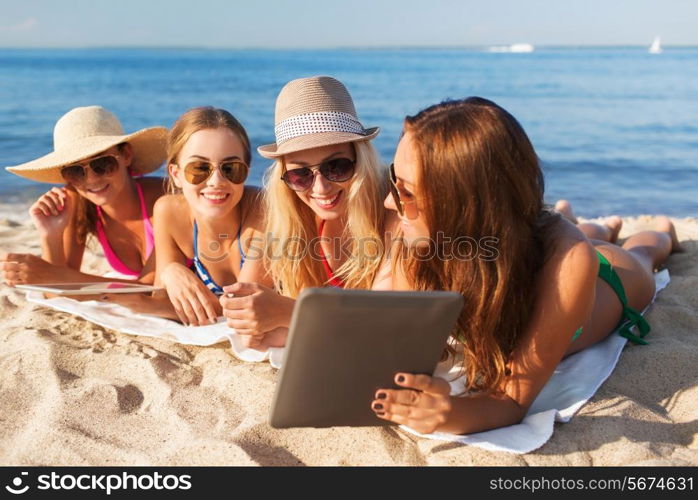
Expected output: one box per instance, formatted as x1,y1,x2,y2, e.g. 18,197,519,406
388,163,420,220
60,154,120,184
182,159,249,185
281,157,356,192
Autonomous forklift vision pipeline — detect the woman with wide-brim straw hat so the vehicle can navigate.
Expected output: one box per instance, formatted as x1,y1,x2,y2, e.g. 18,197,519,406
220,75,396,348
1,105,167,286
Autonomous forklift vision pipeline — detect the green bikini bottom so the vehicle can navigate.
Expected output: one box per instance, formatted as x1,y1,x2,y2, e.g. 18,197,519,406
571,250,651,345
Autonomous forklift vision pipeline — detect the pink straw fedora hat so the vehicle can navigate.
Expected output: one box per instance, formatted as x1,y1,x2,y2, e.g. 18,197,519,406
257,76,379,159
5,105,168,184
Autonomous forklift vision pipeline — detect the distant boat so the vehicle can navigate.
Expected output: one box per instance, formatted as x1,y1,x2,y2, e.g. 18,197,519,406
487,43,535,53
649,36,662,54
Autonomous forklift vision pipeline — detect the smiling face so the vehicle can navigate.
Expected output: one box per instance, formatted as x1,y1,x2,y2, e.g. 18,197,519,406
283,142,356,221
69,144,133,206
170,128,247,219
384,131,430,246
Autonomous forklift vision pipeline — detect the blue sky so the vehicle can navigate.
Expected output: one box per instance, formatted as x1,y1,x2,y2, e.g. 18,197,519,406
0,0,695,48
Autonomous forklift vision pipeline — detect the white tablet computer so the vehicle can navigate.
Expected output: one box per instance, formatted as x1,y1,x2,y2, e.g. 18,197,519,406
16,282,161,295
269,287,464,429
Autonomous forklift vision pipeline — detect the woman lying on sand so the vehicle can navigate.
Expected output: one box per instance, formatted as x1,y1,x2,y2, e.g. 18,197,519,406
219,76,391,347
1,106,167,285
370,97,681,435
151,107,265,326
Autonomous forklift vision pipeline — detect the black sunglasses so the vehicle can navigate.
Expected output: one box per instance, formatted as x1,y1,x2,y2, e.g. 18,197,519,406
60,154,120,184
281,157,356,192
388,163,419,220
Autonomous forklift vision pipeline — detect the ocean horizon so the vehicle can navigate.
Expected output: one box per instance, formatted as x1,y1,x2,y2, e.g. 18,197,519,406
1,47,696,217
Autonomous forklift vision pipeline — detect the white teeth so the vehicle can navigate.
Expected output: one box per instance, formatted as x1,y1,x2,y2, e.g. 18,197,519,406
314,193,340,207
88,185,107,193
203,193,228,200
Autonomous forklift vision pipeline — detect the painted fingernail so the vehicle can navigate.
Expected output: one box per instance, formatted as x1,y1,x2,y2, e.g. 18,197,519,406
376,392,387,400
373,403,383,410
397,375,405,383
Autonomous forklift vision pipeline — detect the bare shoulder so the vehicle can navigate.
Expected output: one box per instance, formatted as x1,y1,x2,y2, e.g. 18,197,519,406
541,218,598,304
153,193,189,223
241,186,265,231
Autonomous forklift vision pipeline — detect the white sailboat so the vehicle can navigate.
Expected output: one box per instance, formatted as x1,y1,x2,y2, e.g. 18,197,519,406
487,43,535,53
649,36,662,54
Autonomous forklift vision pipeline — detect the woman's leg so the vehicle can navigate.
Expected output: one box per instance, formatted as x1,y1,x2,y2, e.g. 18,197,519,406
566,217,679,355
554,199,622,243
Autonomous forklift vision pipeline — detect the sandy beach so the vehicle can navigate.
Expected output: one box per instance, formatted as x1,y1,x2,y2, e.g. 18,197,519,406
1,203,696,466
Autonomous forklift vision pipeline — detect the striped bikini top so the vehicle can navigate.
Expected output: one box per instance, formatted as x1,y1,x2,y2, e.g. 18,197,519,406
192,220,246,296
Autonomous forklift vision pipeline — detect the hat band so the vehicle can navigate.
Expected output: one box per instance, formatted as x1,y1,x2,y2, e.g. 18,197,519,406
274,111,366,145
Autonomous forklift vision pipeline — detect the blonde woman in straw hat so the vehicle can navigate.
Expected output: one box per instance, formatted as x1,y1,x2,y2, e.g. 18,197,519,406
219,76,394,349
152,107,268,326
1,106,167,286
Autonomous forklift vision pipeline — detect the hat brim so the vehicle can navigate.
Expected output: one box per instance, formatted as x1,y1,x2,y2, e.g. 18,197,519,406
5,126,168,184
257,127,380,159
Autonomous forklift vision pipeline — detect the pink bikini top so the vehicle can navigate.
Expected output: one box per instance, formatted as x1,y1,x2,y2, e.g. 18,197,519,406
95,182,155,278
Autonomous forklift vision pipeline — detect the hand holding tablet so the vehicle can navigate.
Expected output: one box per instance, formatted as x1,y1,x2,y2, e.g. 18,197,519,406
270,288,463,428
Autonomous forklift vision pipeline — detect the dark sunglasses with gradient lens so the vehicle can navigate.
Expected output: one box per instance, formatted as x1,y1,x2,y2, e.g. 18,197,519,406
60,155,120,185
388,163,420,220
281,157,356,192
183,160,249,185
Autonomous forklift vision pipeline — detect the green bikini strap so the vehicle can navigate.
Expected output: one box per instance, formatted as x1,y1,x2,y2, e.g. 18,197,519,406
596,251,650,345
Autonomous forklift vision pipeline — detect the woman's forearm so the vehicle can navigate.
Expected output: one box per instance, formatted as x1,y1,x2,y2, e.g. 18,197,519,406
40,235,67,266
438,392,527,435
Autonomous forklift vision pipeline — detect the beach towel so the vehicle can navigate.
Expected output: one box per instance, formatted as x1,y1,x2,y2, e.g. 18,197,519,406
25,270,669,454
25,291,286,368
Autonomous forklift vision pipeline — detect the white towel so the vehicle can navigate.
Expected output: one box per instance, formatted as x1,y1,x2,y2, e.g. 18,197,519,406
25,292,286,368
26,270,669,454
400,269,670,453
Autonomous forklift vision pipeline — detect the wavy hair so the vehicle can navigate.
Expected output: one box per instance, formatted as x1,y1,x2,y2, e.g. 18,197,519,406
400,97,559,392
263,141,386,296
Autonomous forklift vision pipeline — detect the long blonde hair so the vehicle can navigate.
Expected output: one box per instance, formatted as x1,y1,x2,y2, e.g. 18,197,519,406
263,141,386,296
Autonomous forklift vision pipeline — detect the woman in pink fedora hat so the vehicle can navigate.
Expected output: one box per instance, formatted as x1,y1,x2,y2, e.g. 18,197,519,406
220,76,396,348
1,106,168,286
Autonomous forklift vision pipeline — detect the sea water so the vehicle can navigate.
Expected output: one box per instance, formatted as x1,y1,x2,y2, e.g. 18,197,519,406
1,47,696,216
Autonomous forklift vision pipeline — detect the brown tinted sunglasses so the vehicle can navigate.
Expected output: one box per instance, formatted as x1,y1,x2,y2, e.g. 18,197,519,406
183,160,249,185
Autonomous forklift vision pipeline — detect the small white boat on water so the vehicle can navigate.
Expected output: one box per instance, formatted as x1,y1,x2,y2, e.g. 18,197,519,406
649,36,662,54
488,43,535,53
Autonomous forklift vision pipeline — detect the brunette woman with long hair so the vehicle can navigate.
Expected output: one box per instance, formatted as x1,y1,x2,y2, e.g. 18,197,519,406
372,97,680,434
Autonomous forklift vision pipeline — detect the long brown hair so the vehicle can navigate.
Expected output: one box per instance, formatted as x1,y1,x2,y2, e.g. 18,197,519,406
166,106,251,193
402,97,559,392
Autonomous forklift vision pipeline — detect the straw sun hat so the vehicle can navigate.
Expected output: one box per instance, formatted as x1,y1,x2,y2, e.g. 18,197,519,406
5,106,168,184
258,76,379,159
